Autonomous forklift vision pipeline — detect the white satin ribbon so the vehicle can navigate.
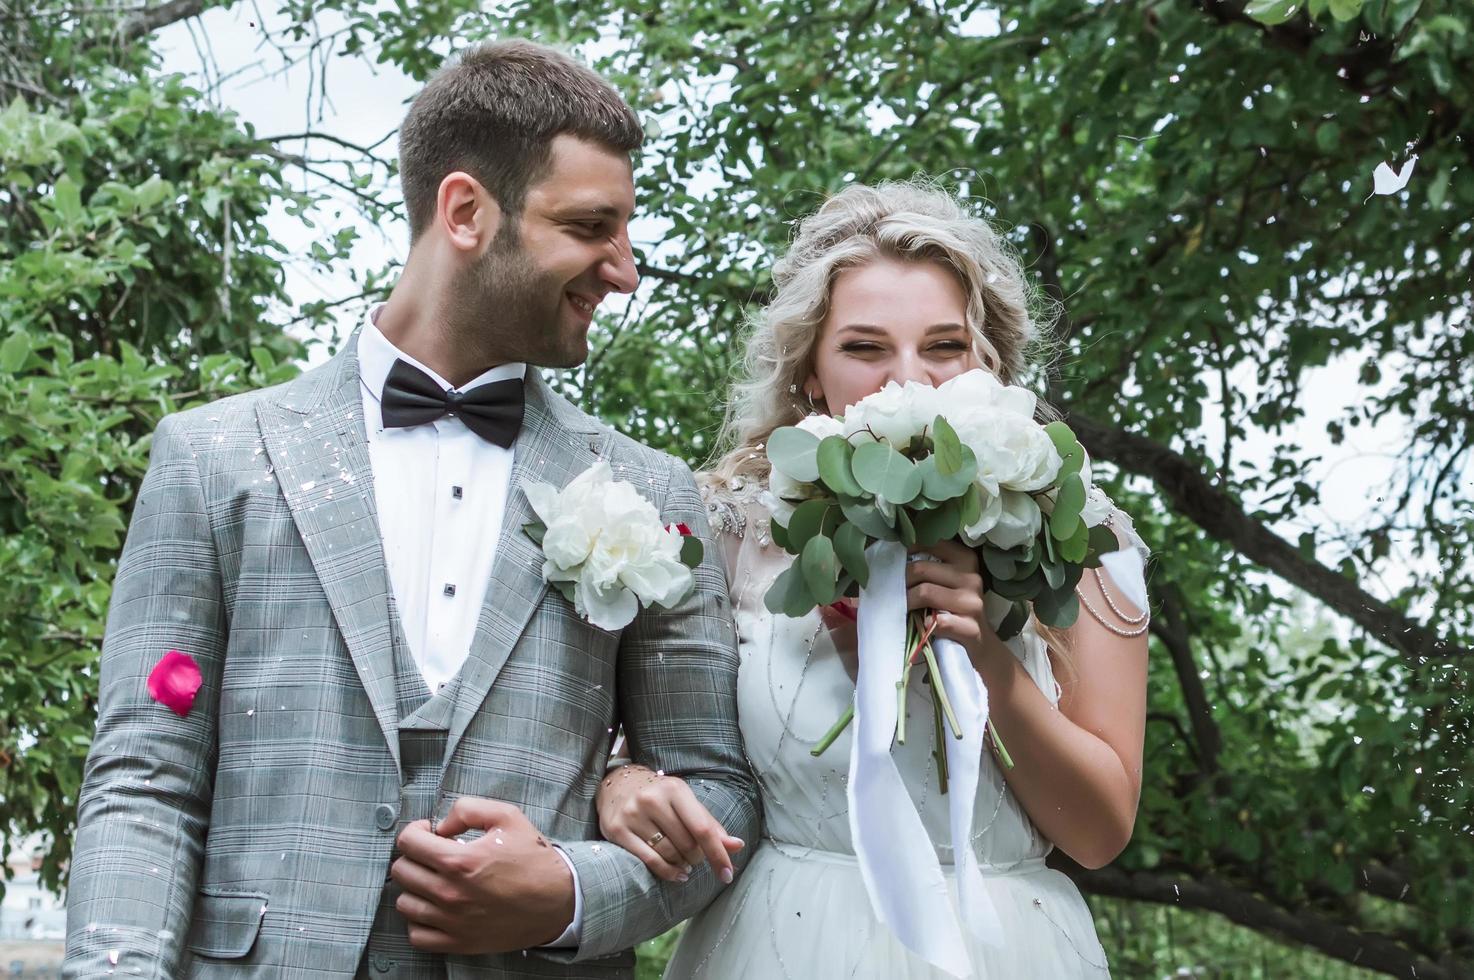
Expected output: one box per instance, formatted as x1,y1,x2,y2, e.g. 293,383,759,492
935,635,1005,949
849,541,1002,978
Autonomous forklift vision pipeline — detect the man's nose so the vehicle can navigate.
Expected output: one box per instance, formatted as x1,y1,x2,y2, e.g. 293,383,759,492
600,229,639,294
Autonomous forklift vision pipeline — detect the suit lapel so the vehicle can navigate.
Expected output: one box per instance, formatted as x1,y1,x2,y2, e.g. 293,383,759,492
444,371,611,762
258,339,402,775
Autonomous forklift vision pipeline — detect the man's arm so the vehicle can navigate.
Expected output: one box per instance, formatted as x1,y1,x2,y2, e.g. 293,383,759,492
556,458,762,961
64,414,226,978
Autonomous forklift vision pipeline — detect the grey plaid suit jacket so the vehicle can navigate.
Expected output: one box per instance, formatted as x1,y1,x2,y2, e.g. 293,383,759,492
62,338,760,978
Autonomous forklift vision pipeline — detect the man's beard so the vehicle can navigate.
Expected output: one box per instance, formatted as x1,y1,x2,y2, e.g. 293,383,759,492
448,225,585,368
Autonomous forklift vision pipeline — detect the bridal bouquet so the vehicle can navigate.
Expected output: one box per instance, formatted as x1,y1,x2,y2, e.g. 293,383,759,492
524,461,703,631
761,369,1131,976
762,370,1118,779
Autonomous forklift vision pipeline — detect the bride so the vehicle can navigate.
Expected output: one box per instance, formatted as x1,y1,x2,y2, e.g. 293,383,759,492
599,180,1149,978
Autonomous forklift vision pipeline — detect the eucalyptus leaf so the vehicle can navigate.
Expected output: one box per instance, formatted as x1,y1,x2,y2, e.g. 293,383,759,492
912,497,961,547
1042,557,1066,590
932,413,963,474
896,506,917,547
770,517,791,551
1033,585,1080,629
787,498,837,552
1050,473,1085,541
801,534,840,606
765,562,818,618
960,483,984,528
768,425,822,483
996,599,1031,641
852,439,923,505
1059,520,1090,564
981,545,1018,581
817,435,864,497
834,520,871,588
919,445,977,500
841,499,898,541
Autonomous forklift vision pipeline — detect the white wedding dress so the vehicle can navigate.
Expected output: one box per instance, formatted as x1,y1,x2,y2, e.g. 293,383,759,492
664,488,1144,979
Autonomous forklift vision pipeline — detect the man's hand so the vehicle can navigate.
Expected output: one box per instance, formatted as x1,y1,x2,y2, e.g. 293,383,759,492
391,798,576,954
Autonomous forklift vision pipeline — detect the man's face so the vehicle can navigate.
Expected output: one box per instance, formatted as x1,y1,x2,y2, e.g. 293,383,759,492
457,134,639,368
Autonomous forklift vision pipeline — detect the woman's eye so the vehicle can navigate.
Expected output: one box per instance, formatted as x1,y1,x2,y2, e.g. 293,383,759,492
932,341,968,352
840,343,883,353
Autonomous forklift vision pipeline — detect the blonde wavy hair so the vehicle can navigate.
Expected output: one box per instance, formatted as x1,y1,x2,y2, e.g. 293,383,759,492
703,179,1075,662
706,178,1058,489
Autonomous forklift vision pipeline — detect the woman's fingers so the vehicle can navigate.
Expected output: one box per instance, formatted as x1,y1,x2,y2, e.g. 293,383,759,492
670,790,741,883
927,610,983,647
907,581,984,619
905,555,981,592
652,798,705,868
651,830,686,869
606,823,689,882
918,539,980,572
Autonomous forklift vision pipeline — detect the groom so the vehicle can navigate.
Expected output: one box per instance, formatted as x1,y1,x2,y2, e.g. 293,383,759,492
63,40,759,978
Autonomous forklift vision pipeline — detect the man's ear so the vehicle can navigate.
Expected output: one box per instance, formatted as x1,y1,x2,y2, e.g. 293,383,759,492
435,171,502,255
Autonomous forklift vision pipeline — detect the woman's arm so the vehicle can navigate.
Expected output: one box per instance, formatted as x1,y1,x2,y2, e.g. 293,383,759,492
907,539,1148,869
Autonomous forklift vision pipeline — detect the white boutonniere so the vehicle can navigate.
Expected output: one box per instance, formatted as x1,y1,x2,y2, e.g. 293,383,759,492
523,461,704,631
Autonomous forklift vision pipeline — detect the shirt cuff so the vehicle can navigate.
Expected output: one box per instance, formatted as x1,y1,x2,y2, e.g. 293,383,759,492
541,845,582,948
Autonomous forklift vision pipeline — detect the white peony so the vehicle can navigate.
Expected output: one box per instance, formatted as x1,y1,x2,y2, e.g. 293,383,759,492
984,489,1043,551
795,412,845,441
525,462,694,631
958,411,1062,495
959,486,1005,546
841,380,940,448
935,369,1038,419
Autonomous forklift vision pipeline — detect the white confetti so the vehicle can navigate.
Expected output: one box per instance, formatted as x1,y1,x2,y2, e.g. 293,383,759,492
1369,155,1417,198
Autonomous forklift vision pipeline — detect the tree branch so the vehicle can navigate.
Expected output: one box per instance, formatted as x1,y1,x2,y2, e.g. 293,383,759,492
115,0,208,46
1151,588,1223,773
1053,857,1464,979
1066,410,1467,662
266,130,397,159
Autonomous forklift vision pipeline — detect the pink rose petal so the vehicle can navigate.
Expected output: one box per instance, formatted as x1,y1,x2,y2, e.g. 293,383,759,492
148,650,203,717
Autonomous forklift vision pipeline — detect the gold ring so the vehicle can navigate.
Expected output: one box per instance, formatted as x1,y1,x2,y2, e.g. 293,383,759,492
646,831,665,847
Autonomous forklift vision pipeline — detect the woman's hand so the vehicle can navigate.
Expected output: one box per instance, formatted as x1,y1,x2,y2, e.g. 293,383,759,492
596,764,744,883
904,539,1009,671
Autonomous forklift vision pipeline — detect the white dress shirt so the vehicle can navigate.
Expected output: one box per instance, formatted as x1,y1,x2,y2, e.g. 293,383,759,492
356,312,582,947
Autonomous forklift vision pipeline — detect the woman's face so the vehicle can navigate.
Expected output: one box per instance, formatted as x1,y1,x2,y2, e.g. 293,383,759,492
805,257,980,416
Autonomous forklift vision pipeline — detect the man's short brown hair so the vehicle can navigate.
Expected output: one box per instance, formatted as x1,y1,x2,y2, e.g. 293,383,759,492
398,40,644,241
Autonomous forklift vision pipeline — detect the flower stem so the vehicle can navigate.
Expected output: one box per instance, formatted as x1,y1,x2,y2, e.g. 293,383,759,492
922,641,963,739
988,722,1015,770
811,702,855,757
931,680,949,795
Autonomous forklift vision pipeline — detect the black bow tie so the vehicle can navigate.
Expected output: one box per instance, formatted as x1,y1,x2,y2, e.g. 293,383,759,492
379,359,525,448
